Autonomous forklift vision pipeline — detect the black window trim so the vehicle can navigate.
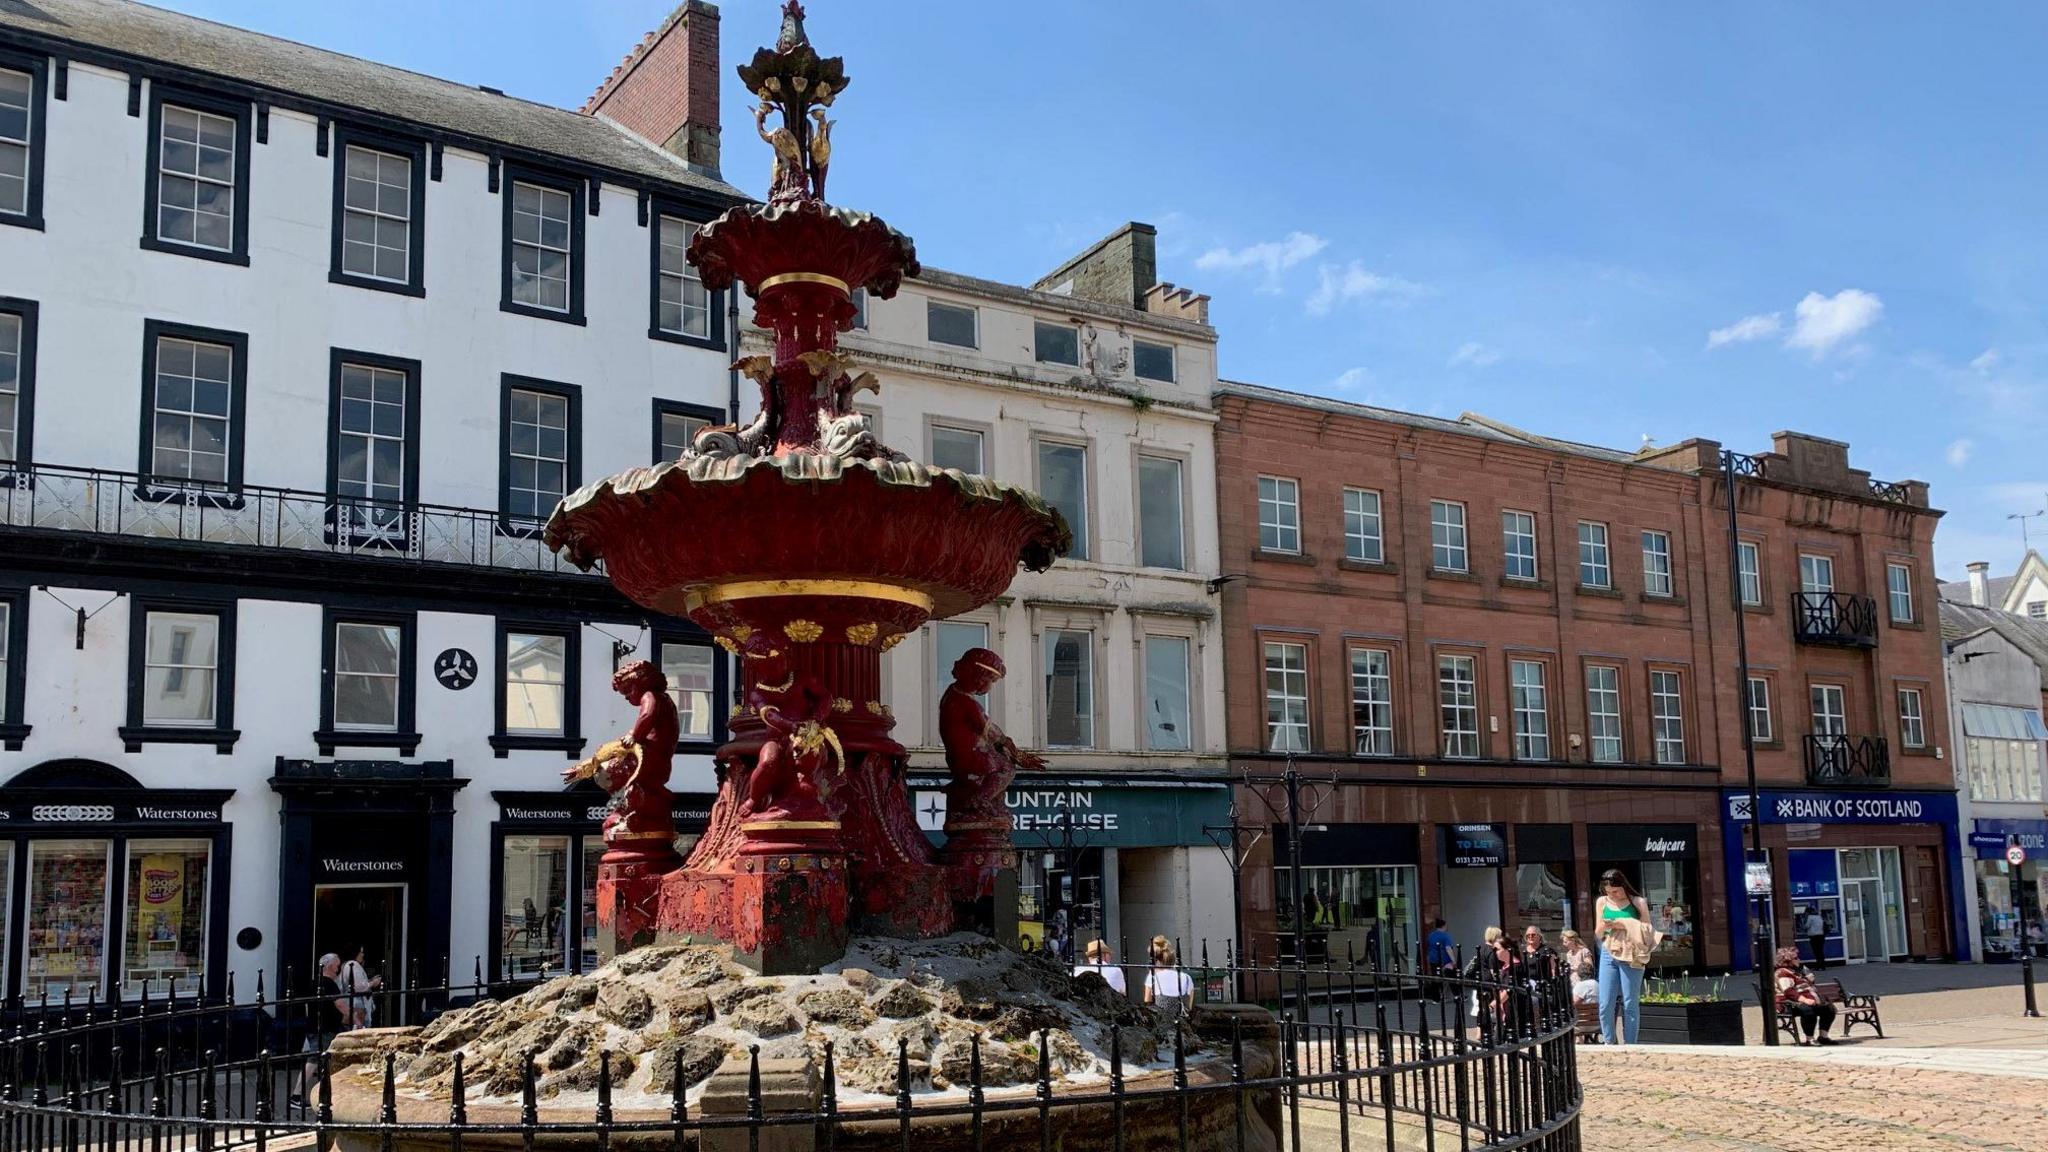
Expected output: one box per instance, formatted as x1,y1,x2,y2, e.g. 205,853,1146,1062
121,595,240,753
0,46,49,232
490,617,584,759
137,319,250,508
0,583,28,749
0,296,37,476
315,605,419,755
650,397,723,465
653,626,729,751
499,163,586,325
648,205,726,350
497,373,582,537
324,347,423,548
139,81,253,266
328,123,428,297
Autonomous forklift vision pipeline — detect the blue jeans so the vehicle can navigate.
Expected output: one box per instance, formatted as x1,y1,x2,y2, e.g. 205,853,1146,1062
1597,946,1643,1043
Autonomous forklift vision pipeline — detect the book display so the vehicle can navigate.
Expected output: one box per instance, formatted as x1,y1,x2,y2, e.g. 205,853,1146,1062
24,840,110,1003
122,839,210,996
499,835,570,980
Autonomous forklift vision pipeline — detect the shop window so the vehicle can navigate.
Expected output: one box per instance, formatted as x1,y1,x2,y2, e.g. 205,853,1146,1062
1510,659,1549,760
1142,635,1192,752
1036,441,1089,561
1263,641,1309,753
658,639,716,741
1585,665,1622,763
1438,654,1479,759
499,834,571,980
123,601,239,752
1649,669,1685,764
25,840,109,1003
934,620,989,709
1043,629,1095,748
1514,863,1571,938
1273,864,1418,972
1136,453,1185,570
122,839,209,996
1350,647,1393,756
579,837,605,971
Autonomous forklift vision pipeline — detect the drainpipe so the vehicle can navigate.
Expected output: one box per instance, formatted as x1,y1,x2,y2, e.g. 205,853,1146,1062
726,287,742,425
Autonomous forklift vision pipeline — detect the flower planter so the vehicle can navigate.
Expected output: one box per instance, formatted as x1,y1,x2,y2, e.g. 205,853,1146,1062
1637,998,1745,1045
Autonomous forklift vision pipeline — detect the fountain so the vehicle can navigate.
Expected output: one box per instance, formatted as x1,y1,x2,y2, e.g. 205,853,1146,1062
542,1,1070,976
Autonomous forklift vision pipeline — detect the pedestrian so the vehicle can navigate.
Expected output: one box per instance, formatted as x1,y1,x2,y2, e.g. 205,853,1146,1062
1424,917,1457,997
1801,906,1828,970
1142,936,1194,1024
1072,938,1128,996
1593,869,1657,1045
289,953,350,1109
339,945,383,1029
1559,929,1599,1004
1774,947,1836,1046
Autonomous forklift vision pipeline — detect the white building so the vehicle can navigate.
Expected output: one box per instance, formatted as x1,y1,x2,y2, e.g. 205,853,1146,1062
0,0,748,1004
770,223,1236,965
1940,552,2048,621
1941,600,2048,960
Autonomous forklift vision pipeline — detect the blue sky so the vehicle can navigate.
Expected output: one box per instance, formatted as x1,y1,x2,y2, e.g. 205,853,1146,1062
162,0,2048,580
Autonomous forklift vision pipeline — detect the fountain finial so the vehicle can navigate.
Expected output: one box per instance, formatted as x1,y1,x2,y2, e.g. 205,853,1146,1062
777,1,808,52
738,1,845,202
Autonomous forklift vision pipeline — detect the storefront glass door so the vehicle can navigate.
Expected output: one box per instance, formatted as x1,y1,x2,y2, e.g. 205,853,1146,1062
312,883,406,987
1274,865,1418,971
1838,846,1903,961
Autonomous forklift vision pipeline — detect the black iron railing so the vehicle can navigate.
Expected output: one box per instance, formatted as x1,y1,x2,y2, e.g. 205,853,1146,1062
0,952,1582,1152
1792,591,1879,647
1867,479,1913,505
0,462,596,578
1804,734,1890,787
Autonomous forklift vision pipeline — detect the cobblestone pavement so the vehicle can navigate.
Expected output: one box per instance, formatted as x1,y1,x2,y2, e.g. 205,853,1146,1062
1578,1047,2048,1151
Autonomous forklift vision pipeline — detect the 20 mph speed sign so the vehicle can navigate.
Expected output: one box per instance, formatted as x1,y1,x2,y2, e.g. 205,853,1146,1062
2011,842,2029,867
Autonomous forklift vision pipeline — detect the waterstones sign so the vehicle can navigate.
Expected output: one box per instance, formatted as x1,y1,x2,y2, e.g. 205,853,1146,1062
0,800,226,825
1724,789,1958,827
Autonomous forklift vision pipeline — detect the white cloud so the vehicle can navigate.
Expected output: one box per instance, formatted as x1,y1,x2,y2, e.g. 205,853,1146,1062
1971,347,2000,373
1331,367,1373,393
1305,261,1427,316
1448,342,1501,369
1946,438,1974,468
1705,313,1782,349
1786,289,1883,358
1193,231,1327,291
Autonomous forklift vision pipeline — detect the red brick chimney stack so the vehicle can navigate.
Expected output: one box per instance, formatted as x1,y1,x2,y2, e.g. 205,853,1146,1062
581,1,722,178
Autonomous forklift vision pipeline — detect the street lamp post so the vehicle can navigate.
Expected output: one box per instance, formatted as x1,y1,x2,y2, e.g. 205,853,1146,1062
2013,837,2039,1018
1724,449,1780,1045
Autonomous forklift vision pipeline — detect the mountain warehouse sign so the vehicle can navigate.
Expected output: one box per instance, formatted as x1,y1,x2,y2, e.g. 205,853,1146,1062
907,777,1232,848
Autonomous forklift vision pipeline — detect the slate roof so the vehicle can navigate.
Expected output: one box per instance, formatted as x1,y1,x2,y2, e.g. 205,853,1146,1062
0,0,744,200
1214,379,1650,468
1943,600,2048,690
1940,573,2016,606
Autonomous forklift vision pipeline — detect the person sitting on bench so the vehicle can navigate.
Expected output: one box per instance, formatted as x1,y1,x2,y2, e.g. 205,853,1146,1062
1775,946,1836,1046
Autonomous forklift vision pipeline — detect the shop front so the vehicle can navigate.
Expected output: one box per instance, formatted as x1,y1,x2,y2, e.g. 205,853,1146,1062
0,760,232,1005
272,759,465,1000
1588,823,1701,969
1968,819,2047,960
907,772,1233,964
1721,788,1967,969
489,786,715,983
1511,824,1574,940
1437,823,1505,968
1269,823,1420,973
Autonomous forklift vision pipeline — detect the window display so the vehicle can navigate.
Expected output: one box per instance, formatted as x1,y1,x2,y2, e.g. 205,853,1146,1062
122,839,209,995
25,840,110,1002
1273,864,1418,972
500,835,569,980
1514,863,1571,937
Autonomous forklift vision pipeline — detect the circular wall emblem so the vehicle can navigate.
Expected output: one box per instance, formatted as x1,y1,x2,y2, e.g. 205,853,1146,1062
434,648,478,690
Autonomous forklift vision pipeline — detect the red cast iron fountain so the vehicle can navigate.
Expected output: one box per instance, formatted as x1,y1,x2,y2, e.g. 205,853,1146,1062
544,2,1071,974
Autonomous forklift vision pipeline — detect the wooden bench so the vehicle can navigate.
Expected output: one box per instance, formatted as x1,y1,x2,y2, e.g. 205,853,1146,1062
1573,999,1601,1043
1775,978,1882,1040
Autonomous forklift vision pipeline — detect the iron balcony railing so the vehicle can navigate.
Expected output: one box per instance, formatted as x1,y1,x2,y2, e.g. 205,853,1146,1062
1792,591,1879,647
0,462,596,578
1804,733,1891,787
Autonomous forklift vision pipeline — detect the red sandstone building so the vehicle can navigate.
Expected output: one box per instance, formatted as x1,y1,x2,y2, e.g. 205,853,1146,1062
1212,382,1961,973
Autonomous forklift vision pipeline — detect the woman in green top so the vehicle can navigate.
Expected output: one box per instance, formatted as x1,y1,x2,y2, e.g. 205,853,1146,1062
1594,869,1653,1044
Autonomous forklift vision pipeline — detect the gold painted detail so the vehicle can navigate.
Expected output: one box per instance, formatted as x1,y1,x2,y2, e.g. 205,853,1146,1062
879,632,908,652
831,697,853,713
729,703,745,719
758,271,850,295
741,820,842,831
683,580,935,613
784,619,824,643
864,701,885,716
845,622,880,646
730,624,756,645
714,635,742,656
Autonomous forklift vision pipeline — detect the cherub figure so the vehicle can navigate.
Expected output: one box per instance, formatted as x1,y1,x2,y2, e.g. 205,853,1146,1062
939,647,1042,829
563,661,678,853
739,646,843,823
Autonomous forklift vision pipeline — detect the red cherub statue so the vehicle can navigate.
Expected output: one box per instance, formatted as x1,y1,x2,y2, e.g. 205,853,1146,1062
939,647,1043,831
563,660,679,860
739,645,843,824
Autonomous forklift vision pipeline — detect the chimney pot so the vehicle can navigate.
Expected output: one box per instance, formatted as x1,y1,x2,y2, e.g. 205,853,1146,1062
1968,561,1990,606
